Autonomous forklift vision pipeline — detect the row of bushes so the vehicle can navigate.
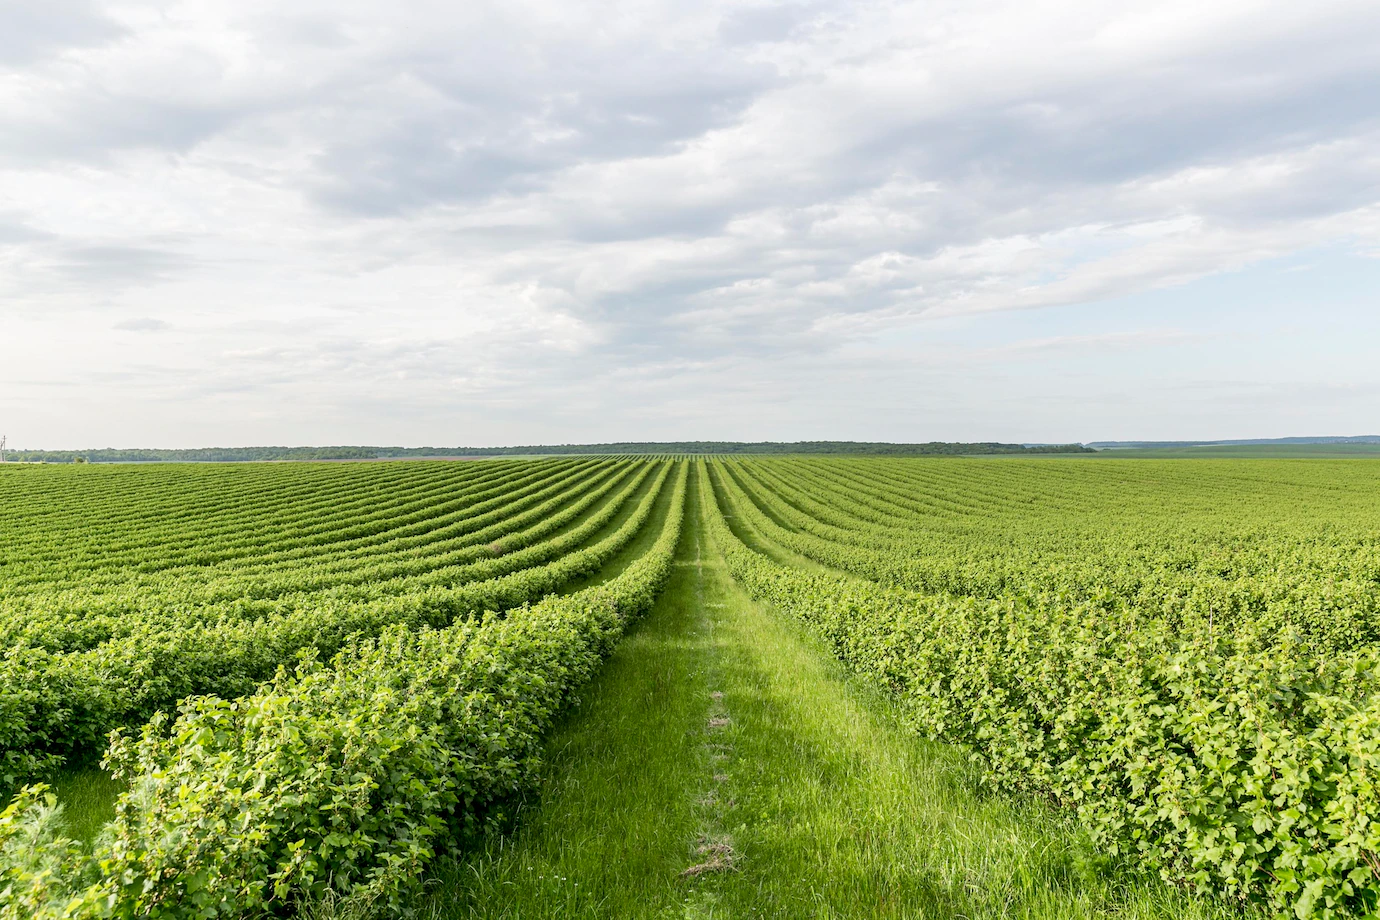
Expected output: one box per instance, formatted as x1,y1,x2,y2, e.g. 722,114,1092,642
726,460,1380,653
0,459,622,641
704,461,1380,919
0,462,669,789
0,458,572,583
0,462,687,919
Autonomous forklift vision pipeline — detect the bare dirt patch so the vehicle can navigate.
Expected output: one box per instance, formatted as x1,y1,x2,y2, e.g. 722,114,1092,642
681,840,737,878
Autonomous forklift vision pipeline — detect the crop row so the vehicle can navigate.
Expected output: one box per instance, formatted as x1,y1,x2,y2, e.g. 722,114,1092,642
0,460,524,571
0,458,597,586
0,460,673,787
705,459,1380,919
724,458,1380,652
0,459,640,651
0,461,690,919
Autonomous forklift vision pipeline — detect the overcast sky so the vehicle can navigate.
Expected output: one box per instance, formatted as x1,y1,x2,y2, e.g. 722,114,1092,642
2,0,1379,448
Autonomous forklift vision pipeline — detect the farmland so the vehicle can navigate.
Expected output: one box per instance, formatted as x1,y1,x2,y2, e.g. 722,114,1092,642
2,457,1378,918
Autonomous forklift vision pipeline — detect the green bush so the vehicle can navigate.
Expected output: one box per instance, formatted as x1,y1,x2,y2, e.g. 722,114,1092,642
703,460,1380,919
0,462,669,788
0,463,686,918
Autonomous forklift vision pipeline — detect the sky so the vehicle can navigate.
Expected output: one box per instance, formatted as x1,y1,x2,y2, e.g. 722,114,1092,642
1,0,1379,449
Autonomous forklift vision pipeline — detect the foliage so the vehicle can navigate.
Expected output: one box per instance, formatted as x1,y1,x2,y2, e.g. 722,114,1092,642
4,454,1377,918
702,458,1380,919
0,458,667,784
0,463,687,918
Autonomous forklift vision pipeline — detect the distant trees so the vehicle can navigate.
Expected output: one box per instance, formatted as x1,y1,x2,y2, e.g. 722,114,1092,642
5,442,1093,463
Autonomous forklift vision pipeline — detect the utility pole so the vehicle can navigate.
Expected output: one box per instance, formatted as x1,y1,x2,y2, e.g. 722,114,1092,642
0,435,6,462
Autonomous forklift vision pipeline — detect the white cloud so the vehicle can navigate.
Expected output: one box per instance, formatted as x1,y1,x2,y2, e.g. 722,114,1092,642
1,0,1379,445
113,317,169,332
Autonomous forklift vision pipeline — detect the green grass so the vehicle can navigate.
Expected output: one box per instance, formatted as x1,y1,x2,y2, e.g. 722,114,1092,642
417,467,1253,919
417,474,716,918
50,767,122,848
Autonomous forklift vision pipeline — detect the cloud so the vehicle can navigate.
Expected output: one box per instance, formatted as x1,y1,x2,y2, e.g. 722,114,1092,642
56,245,187,284
113,317,170,332
0,210,51,245
979,329,1207,359
0,0,125,66
1,0,1379,445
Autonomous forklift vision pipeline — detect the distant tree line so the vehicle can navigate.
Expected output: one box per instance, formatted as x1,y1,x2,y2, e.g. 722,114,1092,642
6,446,384,463
1088,436,1380,449
3,441,1093,463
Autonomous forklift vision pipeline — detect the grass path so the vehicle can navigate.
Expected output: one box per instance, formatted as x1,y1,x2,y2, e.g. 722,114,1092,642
419,467,1244,919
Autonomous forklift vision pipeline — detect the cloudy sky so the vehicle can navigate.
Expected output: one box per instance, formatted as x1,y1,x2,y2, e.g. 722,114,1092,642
2,0,1379,448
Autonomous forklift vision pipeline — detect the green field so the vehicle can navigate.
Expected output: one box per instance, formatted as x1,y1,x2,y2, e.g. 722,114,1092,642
1,457,1377,919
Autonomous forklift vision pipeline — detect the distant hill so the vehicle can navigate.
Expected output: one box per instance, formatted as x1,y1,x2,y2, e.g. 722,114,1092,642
2,441,1093,463
1089,436,1380,449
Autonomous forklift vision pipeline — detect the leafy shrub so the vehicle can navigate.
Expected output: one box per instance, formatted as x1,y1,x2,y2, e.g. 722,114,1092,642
703,460,1380,919
0,463,685,918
